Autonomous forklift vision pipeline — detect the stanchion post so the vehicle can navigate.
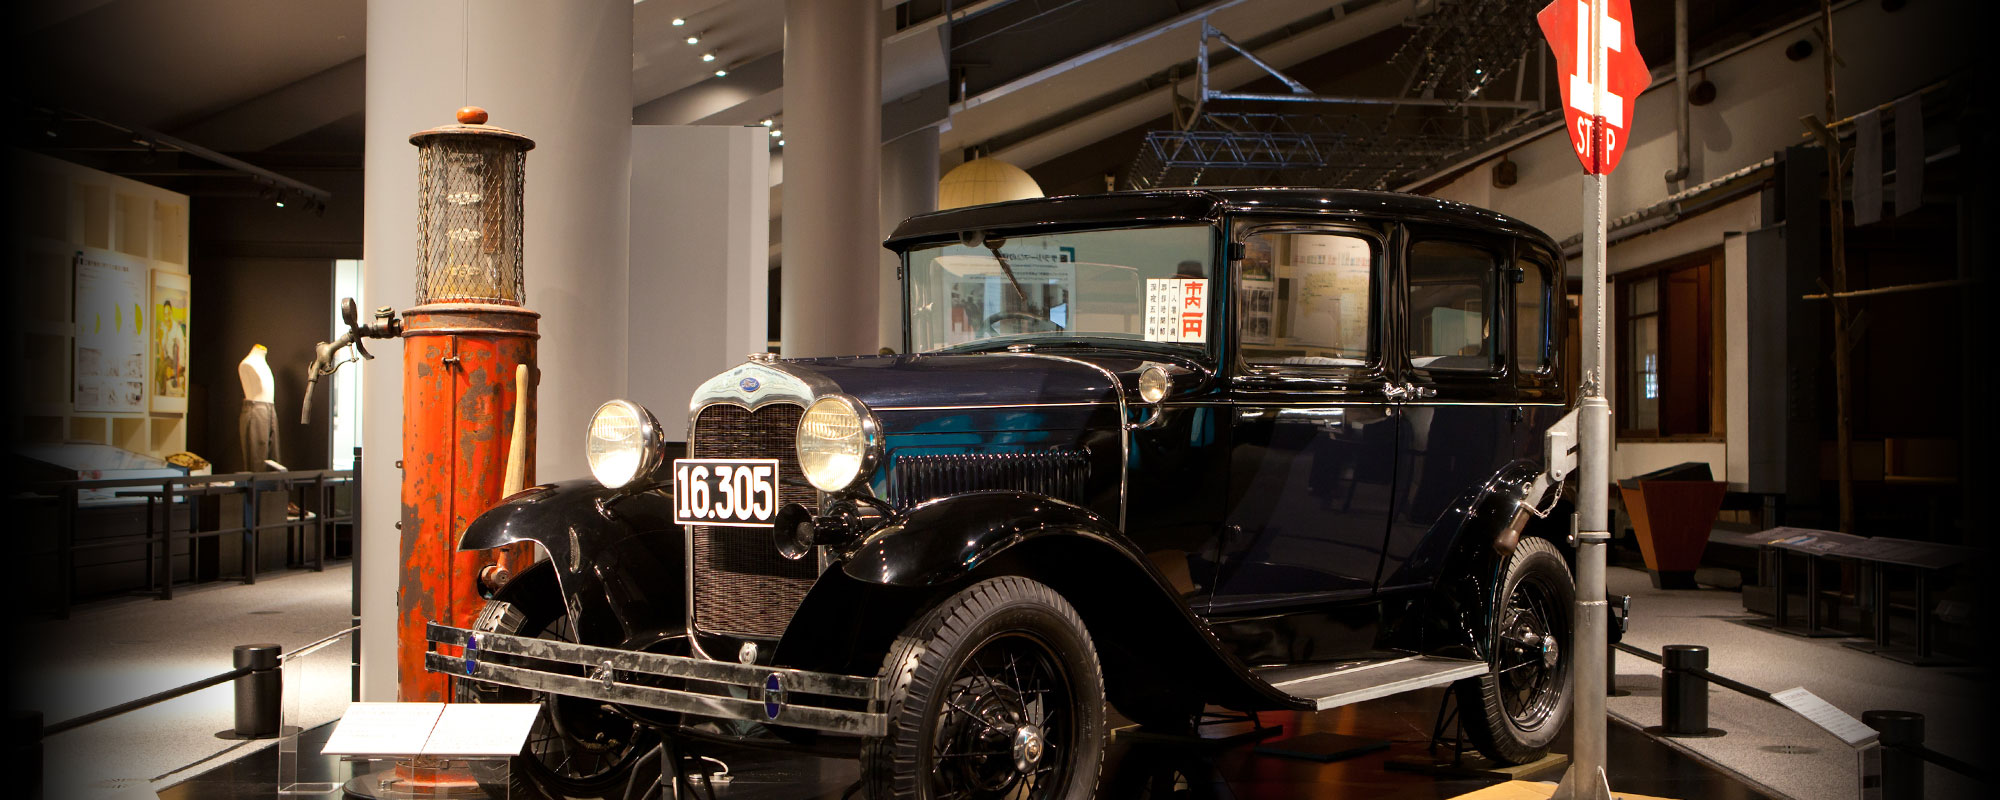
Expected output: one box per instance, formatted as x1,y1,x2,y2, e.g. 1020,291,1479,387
1862,710,1923,800
233,643,283,738
1661,645,1713,736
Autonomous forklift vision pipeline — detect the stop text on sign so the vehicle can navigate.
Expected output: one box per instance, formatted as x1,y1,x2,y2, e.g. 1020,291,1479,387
1537,0,1651,175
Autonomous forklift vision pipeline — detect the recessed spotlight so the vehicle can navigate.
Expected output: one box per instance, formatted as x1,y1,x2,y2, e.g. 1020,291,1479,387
770,128,781,137
715,69,728,77
702,52,715,62
777,139,785,146
760,118,773,127
671,17,684,26
275,201,286,208
686,33,701,45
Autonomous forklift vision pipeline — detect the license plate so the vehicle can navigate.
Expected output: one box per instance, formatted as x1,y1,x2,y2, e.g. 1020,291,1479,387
673,459,781,527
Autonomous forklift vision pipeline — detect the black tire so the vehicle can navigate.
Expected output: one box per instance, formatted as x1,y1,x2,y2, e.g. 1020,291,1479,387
1457,536,1574,765
863,576,1106,799
454,564,655,800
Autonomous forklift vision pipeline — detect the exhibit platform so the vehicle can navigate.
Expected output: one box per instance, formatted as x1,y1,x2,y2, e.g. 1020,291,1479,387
32,563,1981,800
154,685,1770,800
1604,567,1984,800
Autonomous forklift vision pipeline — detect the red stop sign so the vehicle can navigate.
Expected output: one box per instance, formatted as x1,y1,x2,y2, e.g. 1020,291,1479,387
1538,0,1651,174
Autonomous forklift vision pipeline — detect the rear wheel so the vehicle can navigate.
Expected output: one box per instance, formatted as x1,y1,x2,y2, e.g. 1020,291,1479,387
454,564,655,799
863,576,1106,799
1458,536,1573,765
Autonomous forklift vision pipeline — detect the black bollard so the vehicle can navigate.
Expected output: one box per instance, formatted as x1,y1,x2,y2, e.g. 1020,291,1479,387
233,643,283,738
1655,644,1723,737
1862,710,1923,800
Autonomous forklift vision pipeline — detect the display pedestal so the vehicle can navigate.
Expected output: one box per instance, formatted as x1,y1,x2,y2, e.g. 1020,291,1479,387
316,702,539,800
340,757,509,800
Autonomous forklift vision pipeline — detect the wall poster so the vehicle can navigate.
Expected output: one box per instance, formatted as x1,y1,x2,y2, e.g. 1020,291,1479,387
73,251,148,412
151,269,190,413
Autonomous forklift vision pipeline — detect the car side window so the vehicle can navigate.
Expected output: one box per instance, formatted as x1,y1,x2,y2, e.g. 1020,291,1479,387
1237,231,1377,368
1515,256,1553,375
1407,240,1498,372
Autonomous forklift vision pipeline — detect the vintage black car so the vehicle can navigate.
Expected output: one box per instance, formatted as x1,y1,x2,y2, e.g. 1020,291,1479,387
428,188,1582,799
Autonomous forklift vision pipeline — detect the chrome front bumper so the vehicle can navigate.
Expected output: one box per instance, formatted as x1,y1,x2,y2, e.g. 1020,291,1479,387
425,623,886,737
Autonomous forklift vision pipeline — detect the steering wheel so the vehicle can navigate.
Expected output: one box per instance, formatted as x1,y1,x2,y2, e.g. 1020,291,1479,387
986,311,1062,334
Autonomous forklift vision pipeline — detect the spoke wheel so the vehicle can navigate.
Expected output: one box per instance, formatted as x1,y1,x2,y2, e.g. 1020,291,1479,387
454,564,654,799
865,577,1105,800
1457,536,1574,765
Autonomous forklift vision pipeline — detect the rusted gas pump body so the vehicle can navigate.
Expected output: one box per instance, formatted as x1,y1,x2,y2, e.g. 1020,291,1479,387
397,108,540,702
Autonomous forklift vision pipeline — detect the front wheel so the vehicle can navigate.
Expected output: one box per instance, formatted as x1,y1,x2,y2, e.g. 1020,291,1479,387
863,576,1106,799
454,563,655,799
1457,536,1574,765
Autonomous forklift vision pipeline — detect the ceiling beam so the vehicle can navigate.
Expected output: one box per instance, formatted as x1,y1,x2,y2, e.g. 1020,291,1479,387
170,56,365,153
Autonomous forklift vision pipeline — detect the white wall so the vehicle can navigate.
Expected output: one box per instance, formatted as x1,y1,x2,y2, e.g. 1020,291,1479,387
628,126,772,426
360,0,632,701
1599,196,1760,486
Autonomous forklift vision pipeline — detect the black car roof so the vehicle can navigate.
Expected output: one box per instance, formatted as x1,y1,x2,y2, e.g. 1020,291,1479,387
883,187,1557,252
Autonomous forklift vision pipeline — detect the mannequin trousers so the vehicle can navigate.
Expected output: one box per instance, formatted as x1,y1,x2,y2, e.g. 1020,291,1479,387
240,400,279,472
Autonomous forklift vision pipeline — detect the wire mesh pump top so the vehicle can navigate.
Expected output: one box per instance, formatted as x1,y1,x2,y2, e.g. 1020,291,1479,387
409,108,535,306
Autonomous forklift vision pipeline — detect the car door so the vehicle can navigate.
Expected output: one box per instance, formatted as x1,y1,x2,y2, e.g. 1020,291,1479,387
1379,228,1519,590
1214,224,1398,612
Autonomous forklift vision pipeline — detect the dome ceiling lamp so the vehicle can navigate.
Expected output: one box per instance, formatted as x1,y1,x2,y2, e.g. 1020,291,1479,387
937,149,1043,210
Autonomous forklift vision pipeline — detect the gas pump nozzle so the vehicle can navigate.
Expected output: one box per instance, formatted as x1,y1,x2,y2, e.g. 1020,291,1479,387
303,298,401,423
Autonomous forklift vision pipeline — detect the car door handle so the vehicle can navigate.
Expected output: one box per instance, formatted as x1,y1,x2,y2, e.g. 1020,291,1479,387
1404,383,1435,399
1380,384,1409,401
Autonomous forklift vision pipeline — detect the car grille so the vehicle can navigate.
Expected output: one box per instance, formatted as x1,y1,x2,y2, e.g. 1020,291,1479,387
888,450,1090,510
689,402,817,639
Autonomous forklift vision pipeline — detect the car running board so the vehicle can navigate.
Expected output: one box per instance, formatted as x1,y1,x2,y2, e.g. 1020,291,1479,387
1254,655,1489,711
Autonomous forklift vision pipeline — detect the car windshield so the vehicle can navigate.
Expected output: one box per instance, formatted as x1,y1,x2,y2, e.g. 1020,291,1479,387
905,225,1216,355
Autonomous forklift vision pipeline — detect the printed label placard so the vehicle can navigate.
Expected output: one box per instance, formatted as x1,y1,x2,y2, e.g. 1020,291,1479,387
1144,278,1208,343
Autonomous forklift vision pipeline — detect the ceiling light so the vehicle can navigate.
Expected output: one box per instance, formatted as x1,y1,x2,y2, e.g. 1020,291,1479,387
760,118,773,127
714,69,728,77
275,201,286,208
777,139,785,146
769,128,781,137
686,33,701,45
702,52,715,62
671,17,684,26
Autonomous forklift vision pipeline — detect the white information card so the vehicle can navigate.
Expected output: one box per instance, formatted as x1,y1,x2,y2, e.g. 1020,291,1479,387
1772,687,1878,747
322,702,539,757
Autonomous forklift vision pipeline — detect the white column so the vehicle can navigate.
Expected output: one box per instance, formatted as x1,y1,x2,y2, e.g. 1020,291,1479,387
780,0,881,357
629,126,771,417
360,0,631,701
878,126,940,350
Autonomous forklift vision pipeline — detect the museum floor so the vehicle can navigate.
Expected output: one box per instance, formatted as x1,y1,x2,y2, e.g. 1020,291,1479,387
26,560,1982,800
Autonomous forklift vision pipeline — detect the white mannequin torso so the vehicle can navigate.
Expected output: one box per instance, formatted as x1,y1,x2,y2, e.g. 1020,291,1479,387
239,345,274,403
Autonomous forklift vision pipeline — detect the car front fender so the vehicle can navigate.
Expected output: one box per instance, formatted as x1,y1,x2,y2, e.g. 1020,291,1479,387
458,479,685,648
803,491,1304,715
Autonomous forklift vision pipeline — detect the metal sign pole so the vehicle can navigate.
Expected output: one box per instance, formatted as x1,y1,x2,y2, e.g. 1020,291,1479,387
1556,1,1614,798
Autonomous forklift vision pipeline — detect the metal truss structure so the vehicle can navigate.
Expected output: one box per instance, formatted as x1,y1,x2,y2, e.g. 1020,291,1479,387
1128,0,1557,191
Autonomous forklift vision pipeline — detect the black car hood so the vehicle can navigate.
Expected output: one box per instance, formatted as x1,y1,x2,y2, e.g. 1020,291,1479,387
782,352,1128,409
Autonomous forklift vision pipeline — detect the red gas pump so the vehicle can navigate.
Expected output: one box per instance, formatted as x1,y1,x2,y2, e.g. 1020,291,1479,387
398,107,540,702
306,106,540,706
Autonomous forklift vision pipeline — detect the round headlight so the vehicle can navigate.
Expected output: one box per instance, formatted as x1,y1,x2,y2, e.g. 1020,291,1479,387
585,400,665,490
1138,365,1171,404
796,395,878,492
